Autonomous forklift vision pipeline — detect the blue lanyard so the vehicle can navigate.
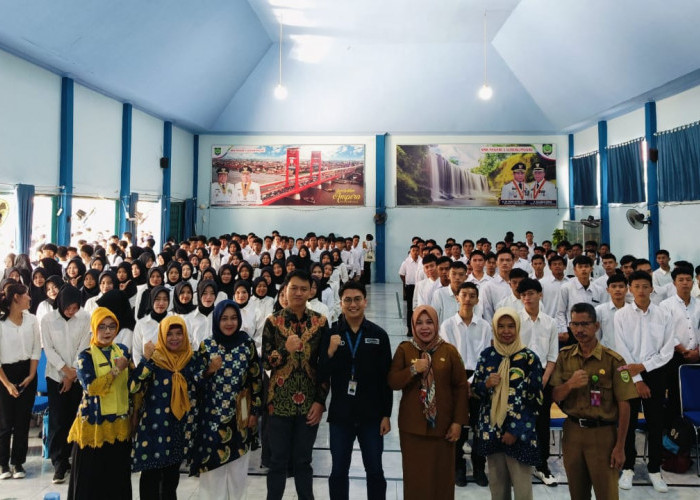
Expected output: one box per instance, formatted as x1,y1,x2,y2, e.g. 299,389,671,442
344,329,363,380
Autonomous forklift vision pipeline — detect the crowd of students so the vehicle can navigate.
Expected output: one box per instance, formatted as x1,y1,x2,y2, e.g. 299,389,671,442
0,227,697,499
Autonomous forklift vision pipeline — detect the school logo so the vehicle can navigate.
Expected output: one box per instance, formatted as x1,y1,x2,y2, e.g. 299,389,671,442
542,144,553,155
214,147,221,155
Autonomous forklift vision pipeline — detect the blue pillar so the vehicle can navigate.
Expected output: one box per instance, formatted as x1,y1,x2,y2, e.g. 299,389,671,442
568,134,575,220
160,122,172,247
118,103,132,235
598,121,610,244
645,102,660,262
57,78,74,246
375,134,387,283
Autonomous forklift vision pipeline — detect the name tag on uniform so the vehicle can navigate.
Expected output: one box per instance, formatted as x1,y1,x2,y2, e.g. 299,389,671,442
365,338,379,344
347,380,357,396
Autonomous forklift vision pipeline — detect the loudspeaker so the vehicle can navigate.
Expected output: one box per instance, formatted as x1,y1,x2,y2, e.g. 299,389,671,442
160,157,169,169
648,148,658,163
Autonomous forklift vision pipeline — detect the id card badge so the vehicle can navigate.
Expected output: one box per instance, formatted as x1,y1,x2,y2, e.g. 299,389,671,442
347,380,357,396
590,389,601,407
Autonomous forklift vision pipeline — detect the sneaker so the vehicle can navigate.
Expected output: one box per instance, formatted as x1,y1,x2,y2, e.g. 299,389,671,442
52,469,66,484
534,468,558,486
455,469,467,487
0,466,11,480
473,470,489,487
11,465,25,479
648,472,668,493
619,469,634,490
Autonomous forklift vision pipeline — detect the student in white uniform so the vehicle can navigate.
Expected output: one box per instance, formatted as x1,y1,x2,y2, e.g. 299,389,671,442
190,280,219,348
40,285,91,483
652,250,672,290
135,267,165,321
0,283,41,480
594,274,628,350
310,265,338,325
132,286,171,366
170,281,199,348
232,281,260,352
250,277,275,340
84,270,117,316
307,277,331,325
35,276,63,324
95,289,136,352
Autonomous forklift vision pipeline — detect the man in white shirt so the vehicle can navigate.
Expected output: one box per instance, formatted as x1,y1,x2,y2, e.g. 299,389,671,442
398,245,421,333
659,265,700,426
413,255,440,309
590,253,620,303
350,235,365,280
431,261,468,326
529,254,546,280
632,259,670,305
513,245,533,274
525,231,536,260
208,239,223,272
556,256,601,346
652,250,672,290
480,249,514,322
540,255,568,318
517,278,559,486
466,250,491,287
494,268,529,312
613,271,674,493
244,237,263,268
594,274,628,351
438,282,491,487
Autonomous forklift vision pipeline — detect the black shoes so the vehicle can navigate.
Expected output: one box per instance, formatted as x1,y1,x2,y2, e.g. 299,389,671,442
473,470,489,487
455,469,467,487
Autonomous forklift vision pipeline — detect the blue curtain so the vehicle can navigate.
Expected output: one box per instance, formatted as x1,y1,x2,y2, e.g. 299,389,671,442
607,138,645,203
657,122,700,202
184,198,196,238
15,184,35,254
572,153,598,206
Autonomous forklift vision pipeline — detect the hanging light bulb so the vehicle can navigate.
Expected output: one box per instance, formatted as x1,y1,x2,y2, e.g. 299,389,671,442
274,19,287,100
478,11,493,101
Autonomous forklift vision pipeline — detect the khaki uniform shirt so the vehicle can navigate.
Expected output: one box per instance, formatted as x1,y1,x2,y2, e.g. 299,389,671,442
550,341,638,421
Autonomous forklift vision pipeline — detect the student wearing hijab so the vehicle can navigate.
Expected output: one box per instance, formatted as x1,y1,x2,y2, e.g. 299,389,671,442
40,257,64,281
130,316,207,500
157,251,173,268
296,246,312,272
131,259,148,287
84,270,117,315
36,275,63,323
190,280,219,347
311,263,339,324
192,301,262,500
307,277,332,324
181,261,198,291
172,282,198,344
80,269,100,307
29,267,48,315
164,261,182,290
232,280,259,348
40,285,91,483
132,286,171,366
115,262,137,308
258,267,275,295
67,307,132,499
217,264,236,300
472,307,543,500
89,256,106,273
388,305,469,500
12,254,32,286
330,249,349,284
97,289,136,351
236,262,254,285
64,257,86,289
251,277,275,341
135,267,164,320
271,260,286,291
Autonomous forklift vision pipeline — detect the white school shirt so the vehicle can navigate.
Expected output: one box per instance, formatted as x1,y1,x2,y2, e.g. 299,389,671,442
513,259,533,274
439,313,492,374
480,274,511,322
114,328,134,352
40,309,91,383
309,248,322,263
613,302,675,383
660,294,700,350
132,314,173,366
0,312,42,365
398,256,421,286
556,278,602,333
595,302,623,351
539,275,568,320
431,286,483,326
35,299,55,325
189,310,214,348
414,277,440,308
652,268,673,290
466,273,492,287
518,310,558,366
495,292,524,313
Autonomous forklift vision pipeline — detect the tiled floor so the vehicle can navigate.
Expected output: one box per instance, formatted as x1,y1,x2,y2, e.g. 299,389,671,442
3,283,700,499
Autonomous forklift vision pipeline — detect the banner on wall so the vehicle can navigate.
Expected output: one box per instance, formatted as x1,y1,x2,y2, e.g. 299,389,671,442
210,145,365,207
396,143,557,207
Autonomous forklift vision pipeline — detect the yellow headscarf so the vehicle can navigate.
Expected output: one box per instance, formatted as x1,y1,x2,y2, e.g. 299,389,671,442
151,316,193,420
490,307,525,428
90,306,120,347
89,307,128,416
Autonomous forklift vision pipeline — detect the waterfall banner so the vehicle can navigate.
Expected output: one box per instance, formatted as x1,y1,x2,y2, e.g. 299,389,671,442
396,144,557,207
210,144,365,207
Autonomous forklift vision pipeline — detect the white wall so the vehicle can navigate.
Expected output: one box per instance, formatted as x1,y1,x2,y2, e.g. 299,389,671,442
573,125,598,156
384,134,568,282
171,126,194,201
196,134,376,242
0,49,61,187
131,109,163,196
73,84,122,197
657,84,700,131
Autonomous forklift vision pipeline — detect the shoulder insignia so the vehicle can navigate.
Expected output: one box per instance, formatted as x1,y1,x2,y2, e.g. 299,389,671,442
620,370,631,383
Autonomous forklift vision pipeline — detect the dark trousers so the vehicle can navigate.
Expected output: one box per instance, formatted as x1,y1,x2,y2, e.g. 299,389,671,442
363,261,372,284
404,285,415,330
139,463,180,500
0,360,36,467
260,371,271,467
625,367,666,473
664,351,686,427
46,378,82,469
266,414,319,500
535,384,553,471
464,396,486,475
329,420,386,500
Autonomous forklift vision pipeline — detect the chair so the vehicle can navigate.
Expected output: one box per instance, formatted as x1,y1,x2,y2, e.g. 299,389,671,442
549,403,566,457
32,350,49,458
679,364,700,476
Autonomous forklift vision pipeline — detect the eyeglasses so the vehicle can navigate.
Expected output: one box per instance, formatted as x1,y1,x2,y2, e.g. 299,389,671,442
569,321,593,328
342,296,364,305
97,324,118,332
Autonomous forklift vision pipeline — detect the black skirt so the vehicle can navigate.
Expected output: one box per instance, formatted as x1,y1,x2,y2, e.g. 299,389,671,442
67,440,132,500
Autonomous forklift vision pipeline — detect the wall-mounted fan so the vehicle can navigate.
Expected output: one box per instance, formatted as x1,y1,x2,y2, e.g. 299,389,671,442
0,199,9,227
580,215,601,228
626,208,651,230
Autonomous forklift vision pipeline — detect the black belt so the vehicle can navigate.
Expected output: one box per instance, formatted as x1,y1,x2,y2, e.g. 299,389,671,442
567,416,616,428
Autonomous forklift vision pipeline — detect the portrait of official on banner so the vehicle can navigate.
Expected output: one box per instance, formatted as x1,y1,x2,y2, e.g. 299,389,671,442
396,143,557,207
210,145,365,207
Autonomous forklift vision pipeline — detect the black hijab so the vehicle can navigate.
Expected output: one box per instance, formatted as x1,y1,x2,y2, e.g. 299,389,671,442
131,259,148,286
212,300,249,349
56,285,81,321
233,280,251,309
172,281,197,315
218,264,236,299
64,257,86,288
137,267,164,319
148,286,170,323
252,276,268,300
236,262,254,285
29,268,48,314
271,259,286,287
196,280,218,317
97,289,136,331
259,267,276,297
44,275,64,309
40,258,64,280
116,261,137,298
89,256,107,272
165,261,182,287
80,269,101,306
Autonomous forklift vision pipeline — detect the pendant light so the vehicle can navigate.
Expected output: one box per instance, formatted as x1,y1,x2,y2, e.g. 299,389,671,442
274,19,288,99
478,11,493,101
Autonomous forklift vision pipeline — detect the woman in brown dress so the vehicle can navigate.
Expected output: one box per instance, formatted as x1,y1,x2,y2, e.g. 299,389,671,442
388,305,469,500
